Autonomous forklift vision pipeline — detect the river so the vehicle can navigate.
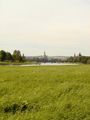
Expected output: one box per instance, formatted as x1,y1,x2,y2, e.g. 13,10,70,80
20,63,78,66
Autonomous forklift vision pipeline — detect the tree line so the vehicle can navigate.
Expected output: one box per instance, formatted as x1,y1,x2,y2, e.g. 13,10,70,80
26,52,90,64
67,53,90,64
0,50,25,62
0,50,90,64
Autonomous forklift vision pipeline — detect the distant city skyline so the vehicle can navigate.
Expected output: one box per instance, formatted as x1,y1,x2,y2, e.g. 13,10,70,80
0,0,90,56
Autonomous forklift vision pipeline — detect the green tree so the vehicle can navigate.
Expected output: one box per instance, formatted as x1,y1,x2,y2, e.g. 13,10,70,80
6,52,13,61
0,50,6,61
22,54,26,62
13,50,22,62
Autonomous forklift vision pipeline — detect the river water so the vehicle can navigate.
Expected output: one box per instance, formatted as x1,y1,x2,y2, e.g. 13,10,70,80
20,63,78,66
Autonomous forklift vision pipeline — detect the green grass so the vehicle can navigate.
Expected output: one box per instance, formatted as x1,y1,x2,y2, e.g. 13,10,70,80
0,65,90,120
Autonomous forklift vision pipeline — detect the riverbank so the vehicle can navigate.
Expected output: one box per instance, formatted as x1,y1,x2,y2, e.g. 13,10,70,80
0,62,79,66
0,61,38,66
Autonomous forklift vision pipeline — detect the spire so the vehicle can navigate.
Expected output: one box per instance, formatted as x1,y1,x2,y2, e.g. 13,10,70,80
43,51,47,62
44,51,46,57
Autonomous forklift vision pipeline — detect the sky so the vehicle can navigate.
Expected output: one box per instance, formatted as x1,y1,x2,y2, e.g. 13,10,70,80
0,0,90,56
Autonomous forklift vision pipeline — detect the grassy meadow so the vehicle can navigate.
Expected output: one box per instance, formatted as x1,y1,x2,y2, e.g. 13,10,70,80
0,65,90,120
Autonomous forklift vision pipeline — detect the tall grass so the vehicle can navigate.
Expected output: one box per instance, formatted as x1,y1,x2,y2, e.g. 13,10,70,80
0,65,90,120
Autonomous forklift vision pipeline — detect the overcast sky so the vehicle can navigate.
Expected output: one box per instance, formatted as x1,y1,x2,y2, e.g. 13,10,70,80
0,0,90,56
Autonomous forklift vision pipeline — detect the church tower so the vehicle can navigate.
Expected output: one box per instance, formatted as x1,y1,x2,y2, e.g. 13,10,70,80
43,51,48,62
